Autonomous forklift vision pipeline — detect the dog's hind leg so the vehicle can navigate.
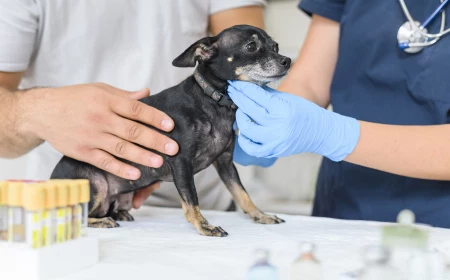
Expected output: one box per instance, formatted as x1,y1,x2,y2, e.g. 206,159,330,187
214,149,285,224
111,193,135,221
170,158,228,237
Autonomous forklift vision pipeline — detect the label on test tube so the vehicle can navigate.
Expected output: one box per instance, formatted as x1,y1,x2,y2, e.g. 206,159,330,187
7,182,25,242
56,207,66,243
66,206,72,240
73,204,82,239
52,180,69,243
25,211,42,249
23,184,45,249
42,209,55,246
0,182,7,241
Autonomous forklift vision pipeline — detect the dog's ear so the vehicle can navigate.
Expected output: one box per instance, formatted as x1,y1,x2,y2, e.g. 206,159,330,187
172,37,219,67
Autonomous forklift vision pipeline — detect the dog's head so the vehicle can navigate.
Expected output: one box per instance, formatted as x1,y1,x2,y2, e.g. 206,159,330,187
172,25,291,85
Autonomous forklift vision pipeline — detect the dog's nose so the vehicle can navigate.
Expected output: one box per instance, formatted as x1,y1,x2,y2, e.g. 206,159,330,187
280,57,291,67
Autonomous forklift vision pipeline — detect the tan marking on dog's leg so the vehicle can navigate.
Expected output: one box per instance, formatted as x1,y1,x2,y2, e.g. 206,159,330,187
229,184,285,224
88,217,119,228
88,194,103,216
181,201,228,237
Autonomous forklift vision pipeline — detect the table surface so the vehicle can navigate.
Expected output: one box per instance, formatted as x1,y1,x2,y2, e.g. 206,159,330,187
56,206,450,280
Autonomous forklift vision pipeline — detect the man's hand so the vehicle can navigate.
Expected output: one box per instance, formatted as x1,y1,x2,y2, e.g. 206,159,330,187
16,83,179,180
133,182,160,209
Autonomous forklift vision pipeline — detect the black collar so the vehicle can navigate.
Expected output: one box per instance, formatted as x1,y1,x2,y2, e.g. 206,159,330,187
193,68,236,109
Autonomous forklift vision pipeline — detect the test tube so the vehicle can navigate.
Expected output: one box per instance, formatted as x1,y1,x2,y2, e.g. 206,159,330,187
0,181,7,241
23,183,45,249
68,181,80,240
53,180,68,243
42,183,57,246
7,181,25,243
77,179,90,237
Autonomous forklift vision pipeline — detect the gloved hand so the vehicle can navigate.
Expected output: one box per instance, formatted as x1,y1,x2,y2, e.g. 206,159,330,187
232,122,276,167
227,81,360,161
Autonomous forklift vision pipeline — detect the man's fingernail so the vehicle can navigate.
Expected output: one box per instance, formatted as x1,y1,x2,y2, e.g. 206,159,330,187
149,155,163,167
165,142,178,154
161,119,174,130
127,169,140,179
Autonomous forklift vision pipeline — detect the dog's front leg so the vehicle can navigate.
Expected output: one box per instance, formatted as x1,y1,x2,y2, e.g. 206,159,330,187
214,149,285,224
170,157,228,237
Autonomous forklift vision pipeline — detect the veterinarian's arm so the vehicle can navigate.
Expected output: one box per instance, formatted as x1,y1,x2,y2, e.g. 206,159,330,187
209,5,265,35
277,15,339,108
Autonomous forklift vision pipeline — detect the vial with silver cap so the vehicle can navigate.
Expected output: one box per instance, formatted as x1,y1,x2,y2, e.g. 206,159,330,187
359,246,400,280
247,249,279,280
290,242,322,280
381,209,430,280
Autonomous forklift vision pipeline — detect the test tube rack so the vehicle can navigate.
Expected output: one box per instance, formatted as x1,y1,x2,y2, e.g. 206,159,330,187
0,237,99,280
0,179,99,279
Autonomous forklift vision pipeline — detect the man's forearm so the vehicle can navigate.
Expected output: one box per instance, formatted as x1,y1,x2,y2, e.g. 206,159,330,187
0,86,43,157
346,122,450,181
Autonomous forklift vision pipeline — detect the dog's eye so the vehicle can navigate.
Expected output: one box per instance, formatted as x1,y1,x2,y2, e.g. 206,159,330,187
246,42,257,53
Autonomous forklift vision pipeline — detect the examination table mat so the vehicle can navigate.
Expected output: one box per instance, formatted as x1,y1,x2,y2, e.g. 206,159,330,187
54,206,450,280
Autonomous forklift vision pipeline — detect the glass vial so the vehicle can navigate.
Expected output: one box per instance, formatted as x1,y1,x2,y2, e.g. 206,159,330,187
290,242,322,280
359,246,400,280
53,180,68,243
381,209,430,279
42,183,57,246
23,183,45,249
68,181,80,239
247,249,279,280
0,181,7,241
7,182,25,243
77,179,90,237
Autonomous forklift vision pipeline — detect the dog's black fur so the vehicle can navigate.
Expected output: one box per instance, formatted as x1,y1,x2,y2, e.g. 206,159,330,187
51,25,291,237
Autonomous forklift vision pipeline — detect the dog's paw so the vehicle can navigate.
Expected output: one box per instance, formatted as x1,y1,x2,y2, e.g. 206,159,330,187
251,212,285,224
111,210,135,222
88,217,120,228
197,224,228,237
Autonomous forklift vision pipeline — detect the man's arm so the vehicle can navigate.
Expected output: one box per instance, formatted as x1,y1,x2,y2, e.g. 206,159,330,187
0,71,42,158
209,5,265,35
0,77,179,179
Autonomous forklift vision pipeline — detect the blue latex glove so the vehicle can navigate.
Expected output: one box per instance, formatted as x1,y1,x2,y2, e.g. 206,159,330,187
227,81,360,161
232,122,277,167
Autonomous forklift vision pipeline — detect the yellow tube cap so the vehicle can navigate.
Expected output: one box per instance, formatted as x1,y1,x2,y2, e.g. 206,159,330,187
23,183,45,211
50,180,69,207
68,182,79,206
76,180,90,203
0,181,6,205
7,181,24,207
44,184,57,209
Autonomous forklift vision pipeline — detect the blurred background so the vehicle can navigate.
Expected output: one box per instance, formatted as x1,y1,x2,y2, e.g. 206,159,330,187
0,0,319,216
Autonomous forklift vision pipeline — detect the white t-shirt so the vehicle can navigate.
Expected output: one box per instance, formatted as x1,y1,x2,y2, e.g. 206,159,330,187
0,0,265,210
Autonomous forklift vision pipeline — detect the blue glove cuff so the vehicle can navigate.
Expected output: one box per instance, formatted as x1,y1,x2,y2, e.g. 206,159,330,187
322,113,360,162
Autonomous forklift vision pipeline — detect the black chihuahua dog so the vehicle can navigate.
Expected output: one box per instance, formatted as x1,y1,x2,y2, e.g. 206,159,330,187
51,25,291,237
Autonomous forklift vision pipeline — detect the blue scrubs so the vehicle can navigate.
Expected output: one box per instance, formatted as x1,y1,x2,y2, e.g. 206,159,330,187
299,0,450,228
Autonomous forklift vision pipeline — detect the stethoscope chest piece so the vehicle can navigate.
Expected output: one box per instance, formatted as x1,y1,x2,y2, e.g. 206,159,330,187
397,21,428,53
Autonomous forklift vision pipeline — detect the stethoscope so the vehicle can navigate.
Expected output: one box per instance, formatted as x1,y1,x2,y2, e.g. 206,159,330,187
397,0,450,53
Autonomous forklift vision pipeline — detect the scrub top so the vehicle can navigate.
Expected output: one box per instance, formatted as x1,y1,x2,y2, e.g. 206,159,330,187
299,0,450,228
